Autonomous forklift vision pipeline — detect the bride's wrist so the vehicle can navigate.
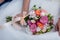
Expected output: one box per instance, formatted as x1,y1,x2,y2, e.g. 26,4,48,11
22,11,28,16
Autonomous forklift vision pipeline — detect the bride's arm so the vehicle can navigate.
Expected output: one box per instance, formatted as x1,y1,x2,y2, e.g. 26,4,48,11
12,0,30,30
13,0,30,22
12,0,30,29
19,0,30,25
21,0,30,15
13,0,30,18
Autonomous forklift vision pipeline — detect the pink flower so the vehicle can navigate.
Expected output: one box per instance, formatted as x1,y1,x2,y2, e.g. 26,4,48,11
40,16,48,24
27,20,32,25
41,9,48,16
29,24,37,33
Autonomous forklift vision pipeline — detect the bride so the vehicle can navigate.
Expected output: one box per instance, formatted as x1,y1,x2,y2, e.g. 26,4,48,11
0,0,60,40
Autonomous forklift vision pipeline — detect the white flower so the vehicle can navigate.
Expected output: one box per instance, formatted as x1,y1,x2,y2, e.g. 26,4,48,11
42,26,47,32
42,28,46,32
44,24,50,29
34,17,38,20
36,27,41,32
44,24,48,29
29,10,36,18
31,20,36,23
42,24,48,32
42,24,49,32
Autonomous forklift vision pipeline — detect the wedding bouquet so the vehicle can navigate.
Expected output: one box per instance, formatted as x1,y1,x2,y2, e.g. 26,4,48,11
24,5,54,35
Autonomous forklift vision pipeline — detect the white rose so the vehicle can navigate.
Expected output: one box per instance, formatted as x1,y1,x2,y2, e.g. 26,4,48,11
43,24,48,29
29,15,36,18
36,27,41,32
44,24,50,29
42,29,46,32
35,17,38,20
29,10,36,18
31,20,36,23
42,24,48,32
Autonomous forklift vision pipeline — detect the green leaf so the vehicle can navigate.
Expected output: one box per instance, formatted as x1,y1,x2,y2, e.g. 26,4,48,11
46,25,53,32
46,28,51,32
33,5,36,7
6,16,12,22
48,14,53,20
50,25,53,29
24,15,29,22
29,18,33,20
39,30,44,34
32,5,38,10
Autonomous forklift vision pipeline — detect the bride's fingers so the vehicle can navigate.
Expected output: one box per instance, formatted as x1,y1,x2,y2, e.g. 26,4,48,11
13,13,22,19
15,13,23,18
20,18,24,25
12,13,22,20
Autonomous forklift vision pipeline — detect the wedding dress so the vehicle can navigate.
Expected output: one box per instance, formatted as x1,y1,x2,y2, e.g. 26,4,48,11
0,0,60,40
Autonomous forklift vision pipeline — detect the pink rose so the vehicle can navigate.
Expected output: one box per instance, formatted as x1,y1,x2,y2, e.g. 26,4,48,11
29,24,37,33
40,16,48,24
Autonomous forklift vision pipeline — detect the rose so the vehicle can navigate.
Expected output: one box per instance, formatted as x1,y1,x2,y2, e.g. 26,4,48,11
36,27,41,32
37,22,44,29
41,9,48,16
29,24,37,33
41,12,46,16
29,10,36,18
40,16,48,24
31,20,36,23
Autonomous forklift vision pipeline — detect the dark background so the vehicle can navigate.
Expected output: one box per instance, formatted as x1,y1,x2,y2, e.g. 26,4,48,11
0,0,12,6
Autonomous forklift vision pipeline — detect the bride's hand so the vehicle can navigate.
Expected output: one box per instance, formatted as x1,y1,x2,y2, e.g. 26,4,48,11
12,12,27,29
12,13,26,25
12,13,22,23
12,13,23,30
